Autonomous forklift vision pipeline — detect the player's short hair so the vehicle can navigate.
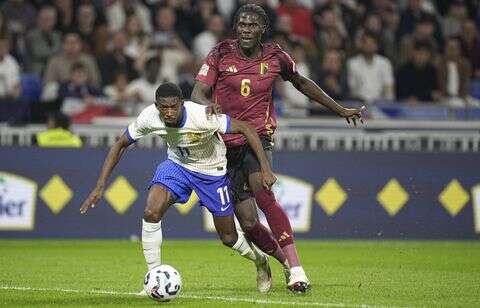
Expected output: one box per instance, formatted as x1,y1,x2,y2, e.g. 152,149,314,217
233,4,269,29
155,82,183,102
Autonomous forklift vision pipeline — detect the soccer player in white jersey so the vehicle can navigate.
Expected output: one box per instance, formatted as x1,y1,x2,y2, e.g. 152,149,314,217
80,83,291,293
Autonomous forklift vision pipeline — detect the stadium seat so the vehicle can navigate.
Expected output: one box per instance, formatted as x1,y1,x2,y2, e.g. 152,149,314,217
20,74,43,103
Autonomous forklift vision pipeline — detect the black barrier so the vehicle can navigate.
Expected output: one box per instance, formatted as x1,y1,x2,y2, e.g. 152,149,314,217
0,147,479,239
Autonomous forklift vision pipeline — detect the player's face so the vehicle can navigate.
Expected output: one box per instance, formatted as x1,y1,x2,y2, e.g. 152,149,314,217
236,12,264,50
156,97,183,126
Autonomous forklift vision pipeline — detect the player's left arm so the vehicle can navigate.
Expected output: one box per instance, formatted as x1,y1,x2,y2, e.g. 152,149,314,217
289,73,366,126
228,119,276,189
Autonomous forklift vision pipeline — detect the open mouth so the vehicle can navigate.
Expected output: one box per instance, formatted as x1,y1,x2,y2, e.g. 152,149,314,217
241,37,253,43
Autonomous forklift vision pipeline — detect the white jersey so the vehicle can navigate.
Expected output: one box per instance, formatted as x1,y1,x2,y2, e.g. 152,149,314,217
127,101,231,176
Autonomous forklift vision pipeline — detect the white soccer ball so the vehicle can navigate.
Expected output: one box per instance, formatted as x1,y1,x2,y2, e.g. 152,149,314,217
143,265,182,302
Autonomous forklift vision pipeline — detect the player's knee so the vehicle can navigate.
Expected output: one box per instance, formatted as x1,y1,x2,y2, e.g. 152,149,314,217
238,216,257,231
143,209,161,223
219,232,237,247
254,190,276,210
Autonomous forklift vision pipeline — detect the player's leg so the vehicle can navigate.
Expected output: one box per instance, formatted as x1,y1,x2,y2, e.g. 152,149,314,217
143,160,192,270
244,148,310,293
192,171,272,292
142,184,174,270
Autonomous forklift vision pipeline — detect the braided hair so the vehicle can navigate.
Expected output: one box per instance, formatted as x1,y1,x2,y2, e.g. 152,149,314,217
233,4,270,30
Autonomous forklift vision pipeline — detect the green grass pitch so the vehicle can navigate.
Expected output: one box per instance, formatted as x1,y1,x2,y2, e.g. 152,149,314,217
0,240,479,307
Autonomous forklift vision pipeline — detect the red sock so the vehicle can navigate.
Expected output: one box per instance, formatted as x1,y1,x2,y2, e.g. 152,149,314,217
254,190,301,267
244,220,286,265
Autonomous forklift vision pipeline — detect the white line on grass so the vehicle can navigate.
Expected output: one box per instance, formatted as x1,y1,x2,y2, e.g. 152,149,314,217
0,285,407,308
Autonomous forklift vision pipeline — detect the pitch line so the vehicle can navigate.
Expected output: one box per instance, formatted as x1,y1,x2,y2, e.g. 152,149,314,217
0,285,406,308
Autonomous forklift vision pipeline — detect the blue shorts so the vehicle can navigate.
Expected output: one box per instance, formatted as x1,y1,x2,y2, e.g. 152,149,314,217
149,160,233,217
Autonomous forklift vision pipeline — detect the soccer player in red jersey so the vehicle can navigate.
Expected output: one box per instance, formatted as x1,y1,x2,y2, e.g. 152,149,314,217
192,4,365,293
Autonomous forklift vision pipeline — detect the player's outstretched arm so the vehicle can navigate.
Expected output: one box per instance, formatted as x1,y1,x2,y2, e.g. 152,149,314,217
289,74,366,126
192,81,221,114
80,133,133,214
228,119,276,190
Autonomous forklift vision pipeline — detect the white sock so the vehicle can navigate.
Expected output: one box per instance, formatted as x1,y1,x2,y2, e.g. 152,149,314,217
142,219,162,270
232,231,257,262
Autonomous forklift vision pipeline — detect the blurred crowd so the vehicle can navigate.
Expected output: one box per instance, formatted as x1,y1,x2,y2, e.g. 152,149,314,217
1,0,480,123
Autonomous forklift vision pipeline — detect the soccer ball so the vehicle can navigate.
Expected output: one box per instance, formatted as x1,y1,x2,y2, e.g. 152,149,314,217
143,265,182,302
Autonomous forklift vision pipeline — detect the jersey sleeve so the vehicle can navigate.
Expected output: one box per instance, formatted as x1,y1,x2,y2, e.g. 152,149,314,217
126,108,150,142
277,47,299,81
195,46,220,86
201,113,231,134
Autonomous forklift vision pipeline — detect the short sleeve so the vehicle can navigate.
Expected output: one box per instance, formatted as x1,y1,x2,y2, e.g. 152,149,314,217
201,113,231,134
195,47,219,86
277,48,299,81
126,108,151,142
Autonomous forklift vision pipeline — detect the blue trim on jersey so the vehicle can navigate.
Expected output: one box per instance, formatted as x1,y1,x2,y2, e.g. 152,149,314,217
225,115,232,133
125,128,137,143
179,106,187,127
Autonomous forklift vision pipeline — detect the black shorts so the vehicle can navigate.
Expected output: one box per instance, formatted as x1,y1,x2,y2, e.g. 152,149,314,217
226,136,274,203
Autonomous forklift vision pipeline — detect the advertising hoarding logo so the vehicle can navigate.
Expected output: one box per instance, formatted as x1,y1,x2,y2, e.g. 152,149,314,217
0,172,37,230
203,174,313,233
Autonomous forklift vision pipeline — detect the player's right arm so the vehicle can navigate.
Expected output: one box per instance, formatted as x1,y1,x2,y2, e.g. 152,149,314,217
192,46,221,114
80,133,133,214
228,119,276,190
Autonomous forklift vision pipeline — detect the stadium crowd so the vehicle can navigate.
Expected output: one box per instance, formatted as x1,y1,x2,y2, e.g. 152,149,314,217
1,0,480,123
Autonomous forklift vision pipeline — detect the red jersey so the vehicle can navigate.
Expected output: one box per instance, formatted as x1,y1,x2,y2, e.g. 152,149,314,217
195,39,299,147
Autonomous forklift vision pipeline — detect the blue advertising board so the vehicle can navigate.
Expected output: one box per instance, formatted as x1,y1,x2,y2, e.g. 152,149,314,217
0,147,479,239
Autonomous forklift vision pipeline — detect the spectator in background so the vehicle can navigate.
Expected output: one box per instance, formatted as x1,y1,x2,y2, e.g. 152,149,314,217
103,72,133,115
126,57,162,112
382,6,401,67
347,32,394,103
1,0,37,64
317,49,348,101
124,15,149,59
314,6,348,59
140,5,192,84
0,36,21,100
44,33,101,90
25,6,62,76
53,0,74,33
70,3,108,56
399,14,439,64
97,31,138,87
193,14,225,62
443,0,468,38
106,0,152,34
458,19,480,78
437,37,472,107
277,0,315,40
58,62,102,115
190,0,218,39
396,42,439,103
35,111,82,148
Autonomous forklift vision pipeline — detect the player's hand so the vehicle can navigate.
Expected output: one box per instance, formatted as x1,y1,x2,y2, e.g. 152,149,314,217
205,103,221,116
261,169,277,190
341,106,366,127
80,186,104,214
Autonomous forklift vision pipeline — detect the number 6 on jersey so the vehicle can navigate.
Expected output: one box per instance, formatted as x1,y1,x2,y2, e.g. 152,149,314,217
240,79,251,97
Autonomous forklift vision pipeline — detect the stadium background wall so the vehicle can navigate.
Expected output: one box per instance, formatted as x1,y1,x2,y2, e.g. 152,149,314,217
0,147,478,239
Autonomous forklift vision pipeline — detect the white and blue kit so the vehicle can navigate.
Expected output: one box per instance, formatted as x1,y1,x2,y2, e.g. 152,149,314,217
126,101,234,216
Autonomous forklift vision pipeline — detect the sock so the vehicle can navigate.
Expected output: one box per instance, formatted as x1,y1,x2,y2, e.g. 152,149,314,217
232,231,257,262
254,190,301,267
142,219,162,270
244,220,287,265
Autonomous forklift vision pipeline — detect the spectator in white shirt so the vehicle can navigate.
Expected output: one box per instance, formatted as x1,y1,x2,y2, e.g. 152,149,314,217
126,57,161,113
0,36,21,100
193,14,225,62
347,32,395,103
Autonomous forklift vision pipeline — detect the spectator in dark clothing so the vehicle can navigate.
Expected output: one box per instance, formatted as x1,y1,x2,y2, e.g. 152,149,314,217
58,62,102,101
396,42,439,103
458,19,480,78
97,31,138,87
317,49,348,101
